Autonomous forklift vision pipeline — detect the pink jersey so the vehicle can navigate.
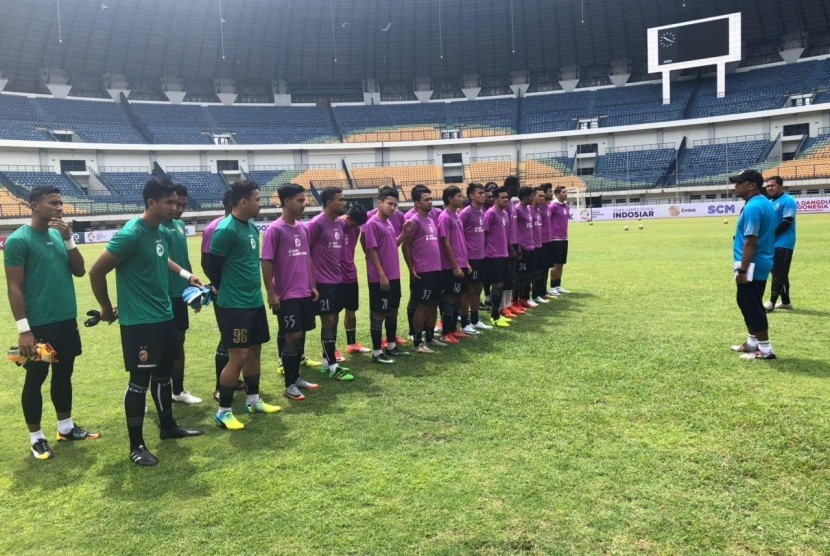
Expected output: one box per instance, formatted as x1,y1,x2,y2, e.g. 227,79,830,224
362,215,401,282
405,212,442,274
261,219,312,300
201,215,225,254
550,200,570,240
437,209,469,270
307,213,345,285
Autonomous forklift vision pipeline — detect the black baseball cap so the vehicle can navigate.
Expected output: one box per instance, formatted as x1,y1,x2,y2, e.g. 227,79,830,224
728,169,764,187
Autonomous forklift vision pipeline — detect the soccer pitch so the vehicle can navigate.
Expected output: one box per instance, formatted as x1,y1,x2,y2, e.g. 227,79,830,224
0,215,828,554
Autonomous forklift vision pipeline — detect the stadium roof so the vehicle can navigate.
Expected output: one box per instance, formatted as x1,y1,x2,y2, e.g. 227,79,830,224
1,0,829,99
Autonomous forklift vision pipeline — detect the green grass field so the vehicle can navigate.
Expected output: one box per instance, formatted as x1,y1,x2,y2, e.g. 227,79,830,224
1,215,829,555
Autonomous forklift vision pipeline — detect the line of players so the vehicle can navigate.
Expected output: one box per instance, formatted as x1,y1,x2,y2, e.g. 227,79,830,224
5,175,571,466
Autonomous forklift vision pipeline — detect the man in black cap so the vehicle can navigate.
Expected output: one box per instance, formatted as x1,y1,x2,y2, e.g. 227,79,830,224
727,170,777,360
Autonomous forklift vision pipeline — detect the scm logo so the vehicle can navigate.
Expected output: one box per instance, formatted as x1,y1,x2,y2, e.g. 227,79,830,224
707,204,737,215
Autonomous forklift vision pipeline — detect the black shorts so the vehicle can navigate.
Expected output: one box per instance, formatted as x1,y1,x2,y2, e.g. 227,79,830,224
484,257,510,285
30,319,82,361
736,280,768,333
518,248,538,274
218,305,271,349
551,240,568,265
443,268,467,296
171,297,189,332
369,279,402,312
120,319,180,375
276,297,316,334
342,282,359,312
412,271,442,304
468,259,485,283
542,242,554,269
315,283,343,316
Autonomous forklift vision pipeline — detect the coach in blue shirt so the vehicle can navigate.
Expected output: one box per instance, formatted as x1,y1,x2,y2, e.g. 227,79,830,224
763,175,797,312
728,169,777,361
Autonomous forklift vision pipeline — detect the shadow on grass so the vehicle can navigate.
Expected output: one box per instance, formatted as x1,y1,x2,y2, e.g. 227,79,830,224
778,308,830,318
8,439,100,492
98,440,213,501
771,357,830,378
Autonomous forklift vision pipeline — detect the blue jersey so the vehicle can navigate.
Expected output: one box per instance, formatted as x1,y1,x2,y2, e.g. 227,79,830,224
733,194,775,282
771,193,797,250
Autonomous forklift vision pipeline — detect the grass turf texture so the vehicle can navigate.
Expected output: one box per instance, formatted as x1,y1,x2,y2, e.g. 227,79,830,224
0,215,829,554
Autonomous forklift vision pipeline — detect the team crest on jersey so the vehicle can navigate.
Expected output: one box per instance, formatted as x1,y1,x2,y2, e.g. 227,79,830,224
250,236,256,249
334,230,340,240
294,236,301,248
156,243,164,257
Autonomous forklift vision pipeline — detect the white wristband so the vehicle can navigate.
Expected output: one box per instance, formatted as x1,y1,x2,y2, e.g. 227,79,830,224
16,318,30,334
179,269,193,281
64,238,77,250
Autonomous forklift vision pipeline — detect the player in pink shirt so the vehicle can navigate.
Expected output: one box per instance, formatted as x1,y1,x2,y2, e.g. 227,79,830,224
402,185,443,353
261,184,321,401
458,183,492,335
363,189,412,364
437,186,471,344
307,187,356,382
339,204,370,354
549,185,572,294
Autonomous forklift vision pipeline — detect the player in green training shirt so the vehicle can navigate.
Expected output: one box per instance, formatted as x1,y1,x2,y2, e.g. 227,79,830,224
89,178,204,467
4,186,99,460
162,183,202,405
207,180,281,431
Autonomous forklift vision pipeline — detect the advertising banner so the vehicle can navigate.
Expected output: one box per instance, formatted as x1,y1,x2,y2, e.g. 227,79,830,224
587,197,830,221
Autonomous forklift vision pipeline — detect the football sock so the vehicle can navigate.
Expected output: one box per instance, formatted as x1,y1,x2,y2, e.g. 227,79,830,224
125,381,148,449
321,328,337,371
218,385,236,409
441,306,454,335
406,297,416,336
460,312,470,328
57,417,74,435
414,331,423,348
491,289,503,319
471,311,480,325
346,328,357,346
29,430,45,445
746,334,758,349
215,345,228,390
282,343,301,387
370,317,383,351
244,373,260,396
150,378,176,430
758,340,772,355
385,314,398,345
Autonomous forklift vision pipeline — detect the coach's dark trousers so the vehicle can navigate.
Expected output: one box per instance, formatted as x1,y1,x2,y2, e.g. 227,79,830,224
736,280,768,333
770,248,794,304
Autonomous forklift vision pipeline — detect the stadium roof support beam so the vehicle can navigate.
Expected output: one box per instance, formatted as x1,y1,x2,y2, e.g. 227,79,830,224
558,65,579,93
272,79,291,106
215,78,237,105
363,77,381,105
161,76,186,104
779,32,806,63
509,70,529,97
103,72,131,100
462,74,481,100
609,60,631,87
40,67,71,98
413,77,433,103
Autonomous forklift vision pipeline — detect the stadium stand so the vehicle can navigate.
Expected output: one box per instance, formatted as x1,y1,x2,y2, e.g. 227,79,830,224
35,98,146,144
594,145,677,187
765,132,830,180
350,163,443,199
465,159,516,183
0,170,87,197
1,59,830,146
675,137,772,184
166,170,228,208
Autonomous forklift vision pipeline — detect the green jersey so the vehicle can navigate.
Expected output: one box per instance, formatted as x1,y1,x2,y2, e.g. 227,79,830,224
3,225,78,327
162,219,191,297
106,218,174,326
209,215,263,309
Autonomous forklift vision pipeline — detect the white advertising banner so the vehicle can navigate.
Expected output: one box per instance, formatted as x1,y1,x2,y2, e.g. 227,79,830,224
82,224,196,244
585,197,830,222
